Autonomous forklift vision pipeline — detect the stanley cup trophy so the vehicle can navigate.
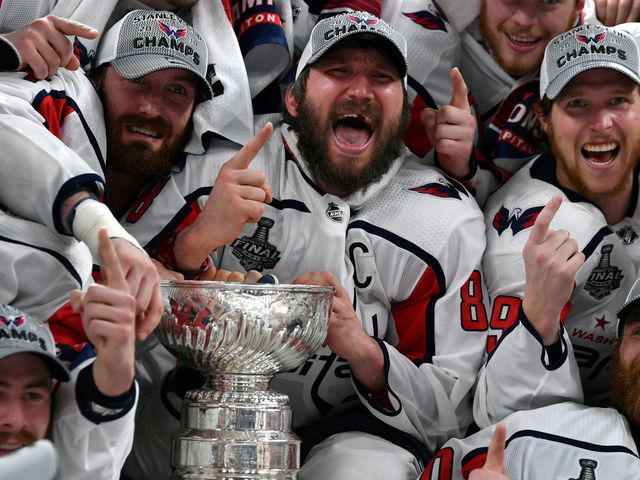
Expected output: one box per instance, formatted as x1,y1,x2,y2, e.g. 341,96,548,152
156,280,334,479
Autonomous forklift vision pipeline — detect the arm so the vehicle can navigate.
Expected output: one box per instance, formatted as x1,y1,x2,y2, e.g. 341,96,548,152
0,15,97,78
53,229,139,480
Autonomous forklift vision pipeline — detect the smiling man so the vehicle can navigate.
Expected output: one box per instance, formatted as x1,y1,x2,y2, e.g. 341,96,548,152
476,22,640,428
142,10,490,480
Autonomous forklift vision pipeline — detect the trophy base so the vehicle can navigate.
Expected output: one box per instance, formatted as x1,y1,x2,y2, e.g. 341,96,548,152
170,374,300,480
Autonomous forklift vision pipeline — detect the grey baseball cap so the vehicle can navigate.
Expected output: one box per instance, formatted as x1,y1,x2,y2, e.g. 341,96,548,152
95,9,213,100
0,304,69,381
540,23,640,100
295,11,408,80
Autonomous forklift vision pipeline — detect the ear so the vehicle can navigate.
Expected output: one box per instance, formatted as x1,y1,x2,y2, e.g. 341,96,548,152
285,84,299,118
533,100,550,134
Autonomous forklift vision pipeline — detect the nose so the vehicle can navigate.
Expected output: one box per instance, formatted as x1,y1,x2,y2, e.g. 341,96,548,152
589,107,614,131
0,398,27,433
345,72,375,102
137,86,164,117
509,1,538,27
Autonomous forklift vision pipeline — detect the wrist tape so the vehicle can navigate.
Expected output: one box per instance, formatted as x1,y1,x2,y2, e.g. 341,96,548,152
71,199,143,263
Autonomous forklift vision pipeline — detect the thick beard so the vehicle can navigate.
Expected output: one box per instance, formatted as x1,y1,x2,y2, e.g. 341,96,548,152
610,347,640,427
0,428,39,447
295,97,407,197
105,112,192,179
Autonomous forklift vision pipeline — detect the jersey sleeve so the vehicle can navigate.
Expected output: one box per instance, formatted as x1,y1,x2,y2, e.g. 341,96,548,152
52,353,138,480
473,192,584,428
354,190,491,452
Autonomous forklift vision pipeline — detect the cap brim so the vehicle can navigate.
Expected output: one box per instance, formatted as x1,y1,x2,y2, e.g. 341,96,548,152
0,349,69,382
112,55,213,101
545,61,640,100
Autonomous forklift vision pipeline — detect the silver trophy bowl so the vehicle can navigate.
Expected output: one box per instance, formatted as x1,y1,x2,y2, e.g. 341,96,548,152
156,280,334,480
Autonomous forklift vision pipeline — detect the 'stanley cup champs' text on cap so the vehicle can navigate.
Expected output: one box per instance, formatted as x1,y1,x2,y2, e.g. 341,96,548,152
95,9,213,100
295,11,408,80
540,23,640,100
0,304,69,381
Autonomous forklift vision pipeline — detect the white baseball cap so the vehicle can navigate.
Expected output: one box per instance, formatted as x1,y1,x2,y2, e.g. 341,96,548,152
0,304,69,381
95,9,213,100
540,23,640,100
295,11,408,80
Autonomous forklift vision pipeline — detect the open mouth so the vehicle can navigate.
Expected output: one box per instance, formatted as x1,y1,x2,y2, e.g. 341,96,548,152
506,33,539,46
582,142,619,166
0,444,22,456
126,125,163,140
333,113,374,153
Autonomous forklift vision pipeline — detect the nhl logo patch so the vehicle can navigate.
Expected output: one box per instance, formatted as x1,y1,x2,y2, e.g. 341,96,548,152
326,202,345,223
584,244,623,300
617,225,638,245
231,217,281,272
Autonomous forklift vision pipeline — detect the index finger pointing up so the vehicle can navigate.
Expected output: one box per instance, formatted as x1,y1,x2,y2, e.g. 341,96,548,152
98,228,128,290
529,195,563,246
483,423,507,473
227,122,273,170
449,67,470,113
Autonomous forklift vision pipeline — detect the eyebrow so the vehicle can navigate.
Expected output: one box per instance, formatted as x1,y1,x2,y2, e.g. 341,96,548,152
0,379,51,389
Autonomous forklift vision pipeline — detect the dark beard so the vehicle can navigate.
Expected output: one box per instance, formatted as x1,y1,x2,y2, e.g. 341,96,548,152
105,112,192,179
0,428,39,447
610,347,640,428
295,97,407,197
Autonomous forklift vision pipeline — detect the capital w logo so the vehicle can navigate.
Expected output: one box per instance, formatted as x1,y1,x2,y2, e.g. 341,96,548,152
403,1,448,32
158,21,187,38
348,15,377,26
492,205,543,236
0,315,24,327
576,32,606,44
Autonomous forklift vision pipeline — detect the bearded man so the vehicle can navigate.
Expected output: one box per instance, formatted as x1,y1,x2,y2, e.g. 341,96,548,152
140,10,491,480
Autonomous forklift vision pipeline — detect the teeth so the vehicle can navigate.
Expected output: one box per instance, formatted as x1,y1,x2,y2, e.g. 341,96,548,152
129,126,159,138
508,34,537,44
584,142,617,152
0,444,21,451
342,114,359,119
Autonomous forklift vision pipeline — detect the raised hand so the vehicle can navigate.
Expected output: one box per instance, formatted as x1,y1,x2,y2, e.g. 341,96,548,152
522,195,584,345
421,67,476,178
0,15,98,79
594,0,640,26
70,228,136,396
172,123,273,272
111,238,163,340
293,270,385,393
469,424,509,480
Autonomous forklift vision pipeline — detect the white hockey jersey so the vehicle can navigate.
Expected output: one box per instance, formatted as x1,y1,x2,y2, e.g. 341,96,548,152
475,155,640,427
419,402,640,480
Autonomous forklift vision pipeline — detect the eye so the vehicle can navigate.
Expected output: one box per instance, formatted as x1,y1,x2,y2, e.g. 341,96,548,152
129,77,144,84
171,84,187,95
24,390,49,404
610,96,628,106
540,0,559,4
566,98,586,108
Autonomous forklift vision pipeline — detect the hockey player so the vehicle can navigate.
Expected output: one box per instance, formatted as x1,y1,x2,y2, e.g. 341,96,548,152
128,10,490,480
475,22,640,427
419,241,640,480
0,229,139,480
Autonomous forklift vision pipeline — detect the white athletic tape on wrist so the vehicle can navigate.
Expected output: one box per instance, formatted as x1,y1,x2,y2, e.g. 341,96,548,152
71,200,143,263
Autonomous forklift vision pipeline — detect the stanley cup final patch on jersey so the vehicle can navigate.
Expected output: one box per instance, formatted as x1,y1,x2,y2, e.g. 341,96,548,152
569,458,598,479
584,244,623,300
230,217,281,272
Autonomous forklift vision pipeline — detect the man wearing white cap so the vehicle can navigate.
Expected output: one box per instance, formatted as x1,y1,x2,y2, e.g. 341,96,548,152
476,22,640,428
139,10,490,480
0,230,139,480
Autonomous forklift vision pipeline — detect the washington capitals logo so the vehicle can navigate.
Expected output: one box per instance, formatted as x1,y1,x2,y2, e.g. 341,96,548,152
348,15,378,26
492,205,543,236
410,178,467,200
158,20,187,38
403,1,448,32
0,315,25,327
576,31,606,44
73,37,95,69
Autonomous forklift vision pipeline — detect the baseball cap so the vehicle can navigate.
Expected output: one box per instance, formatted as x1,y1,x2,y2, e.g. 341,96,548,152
295,11,408,80
0,305,69,382
95,9,213,100
540,23,640,100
